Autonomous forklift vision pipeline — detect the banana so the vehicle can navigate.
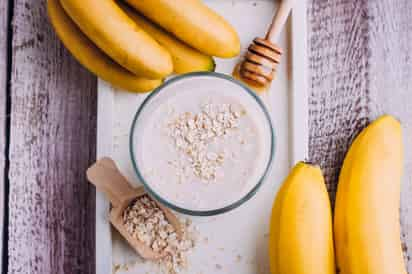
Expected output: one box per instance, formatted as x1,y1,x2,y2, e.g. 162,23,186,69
334,115,407,274
60,0,173,79
118,3,215,74
125,0,240,58
269,162,335,274
47,0,161,93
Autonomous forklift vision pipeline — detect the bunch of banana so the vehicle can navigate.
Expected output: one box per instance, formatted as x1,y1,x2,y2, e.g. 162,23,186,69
268,115,407,274
47,0,240,93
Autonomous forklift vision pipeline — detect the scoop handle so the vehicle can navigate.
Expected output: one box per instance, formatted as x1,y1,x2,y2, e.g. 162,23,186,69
266,0,295,42
87,157,135,208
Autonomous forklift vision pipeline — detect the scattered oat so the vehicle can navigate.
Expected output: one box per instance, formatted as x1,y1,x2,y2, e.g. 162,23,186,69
113,264,121,274
247,258,257,266
123,195,196,274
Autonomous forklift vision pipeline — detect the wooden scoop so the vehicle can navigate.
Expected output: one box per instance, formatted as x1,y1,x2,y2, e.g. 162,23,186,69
86,157,182,260
238,0,295,89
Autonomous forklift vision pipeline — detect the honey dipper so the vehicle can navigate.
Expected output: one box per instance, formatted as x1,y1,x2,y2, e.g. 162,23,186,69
87,157,182,260
238,0,295,89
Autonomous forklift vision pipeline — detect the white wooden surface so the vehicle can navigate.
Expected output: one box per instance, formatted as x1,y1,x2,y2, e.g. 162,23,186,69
96,0,308,273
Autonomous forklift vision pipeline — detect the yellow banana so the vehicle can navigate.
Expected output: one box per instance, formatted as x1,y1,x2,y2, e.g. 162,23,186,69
125,0,240,58
47,0,161,93
118,2,215,74
334,115,407,274
60,0,173,79
269,162,335,274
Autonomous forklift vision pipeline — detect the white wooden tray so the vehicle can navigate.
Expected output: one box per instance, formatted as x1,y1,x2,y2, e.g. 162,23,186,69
96,1,308,273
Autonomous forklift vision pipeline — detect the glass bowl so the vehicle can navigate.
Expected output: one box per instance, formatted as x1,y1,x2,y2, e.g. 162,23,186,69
130,72,275,216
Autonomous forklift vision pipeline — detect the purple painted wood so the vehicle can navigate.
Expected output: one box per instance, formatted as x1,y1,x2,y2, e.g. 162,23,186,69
367,1,412,270
7,1,96,273
308,0,370,198
308,0,412,271
0,0,9,270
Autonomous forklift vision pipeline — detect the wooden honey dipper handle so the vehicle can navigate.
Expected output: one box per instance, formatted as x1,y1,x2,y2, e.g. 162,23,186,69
87,157,136,208
238,0,296,88
266,0,295,42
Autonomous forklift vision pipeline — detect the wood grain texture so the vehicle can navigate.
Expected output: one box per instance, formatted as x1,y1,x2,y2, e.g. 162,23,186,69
7,1,97,273
0,0,9,271
366,1,412,271
307,0,370,197
308,0,412,271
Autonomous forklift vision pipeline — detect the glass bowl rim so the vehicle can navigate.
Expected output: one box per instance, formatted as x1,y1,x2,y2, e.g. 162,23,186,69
129,71,276,216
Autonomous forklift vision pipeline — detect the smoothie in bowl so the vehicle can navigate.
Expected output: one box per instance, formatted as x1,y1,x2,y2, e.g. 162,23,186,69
130,72,274,215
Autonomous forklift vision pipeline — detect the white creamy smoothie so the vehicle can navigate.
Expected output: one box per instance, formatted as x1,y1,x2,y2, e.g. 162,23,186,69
132,75,273,212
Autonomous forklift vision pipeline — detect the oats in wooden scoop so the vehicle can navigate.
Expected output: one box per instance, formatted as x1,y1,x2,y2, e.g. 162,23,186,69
123,195,196,273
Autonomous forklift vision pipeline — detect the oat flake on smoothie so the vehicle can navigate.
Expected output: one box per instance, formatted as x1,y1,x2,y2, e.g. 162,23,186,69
167,102,246,182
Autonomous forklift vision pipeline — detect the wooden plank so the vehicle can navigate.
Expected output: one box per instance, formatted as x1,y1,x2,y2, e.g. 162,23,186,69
366,1,412,271
7,1,97,273
307,0,370,198
0,0,9,271
308,0,412,271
